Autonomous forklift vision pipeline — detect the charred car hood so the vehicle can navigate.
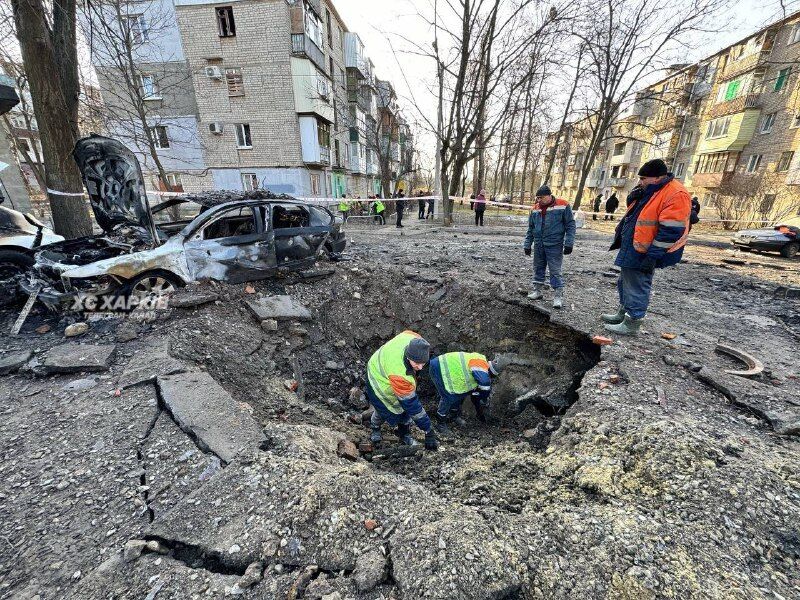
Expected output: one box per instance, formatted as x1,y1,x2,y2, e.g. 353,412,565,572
73,135,160,244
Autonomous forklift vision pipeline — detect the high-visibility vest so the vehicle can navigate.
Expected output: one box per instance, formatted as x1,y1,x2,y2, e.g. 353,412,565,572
374,200,385,213
438,352,489,395
631,179,691,254
367,330,420,414
338,201,349,212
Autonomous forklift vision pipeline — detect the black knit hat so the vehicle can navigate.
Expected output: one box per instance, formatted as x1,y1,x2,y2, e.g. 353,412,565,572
405,338,431,364
535,184,552,197
638,159,668,178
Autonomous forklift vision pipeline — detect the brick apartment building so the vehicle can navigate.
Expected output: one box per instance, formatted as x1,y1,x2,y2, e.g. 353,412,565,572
544,10,800,223
84,0,412,199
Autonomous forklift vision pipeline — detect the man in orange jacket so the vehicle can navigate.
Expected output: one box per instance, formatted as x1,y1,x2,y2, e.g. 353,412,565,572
602,159,691,335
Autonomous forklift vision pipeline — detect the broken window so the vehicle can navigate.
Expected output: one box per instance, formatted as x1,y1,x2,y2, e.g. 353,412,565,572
165,173,183,192
216,6,236,37
235,123,252,149
761,112,776,133
241,172,259,191
202,207,256,239
310,173,321,196
152,125,169,149
745,154,763,173
226,68,244,96
612,142,625,156
774,67,791,92
272,204,310,229
122,14,149,43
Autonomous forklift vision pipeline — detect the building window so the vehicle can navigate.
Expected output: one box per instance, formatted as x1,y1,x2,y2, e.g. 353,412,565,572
695,152,732,174
310,173,321,196
316,71,330,99
791,114,800,128
216,7,236,37
152,125,169,149
241,173,259,191
612,142,626,156
789,24,800,45
138,74,159,99
305,10,323,49
326,9,333,47
705,115,731,139
122,14,149,43
225,68,244,96
680,130,694,147
774,67,791,92
165,173,183,192
745,154,762,173
329,57,334,77
675,162,686,177
235,123,252,148
716,78,741,103
761,112,776,133
777,151,794,172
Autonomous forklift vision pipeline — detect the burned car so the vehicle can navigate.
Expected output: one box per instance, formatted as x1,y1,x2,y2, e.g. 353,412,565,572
23,135,347,310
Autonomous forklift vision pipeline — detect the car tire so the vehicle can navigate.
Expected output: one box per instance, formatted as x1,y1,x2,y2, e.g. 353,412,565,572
780,242,799,259
123,270,184,309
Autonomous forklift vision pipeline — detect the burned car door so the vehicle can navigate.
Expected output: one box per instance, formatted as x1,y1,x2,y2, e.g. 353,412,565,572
270,203,331,269
183,205,277,283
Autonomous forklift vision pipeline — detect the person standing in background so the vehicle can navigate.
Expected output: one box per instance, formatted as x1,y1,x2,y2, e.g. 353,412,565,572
474,189,487,226
605,192,619,220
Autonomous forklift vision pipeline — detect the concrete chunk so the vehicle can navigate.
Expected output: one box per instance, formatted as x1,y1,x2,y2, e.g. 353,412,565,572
156,371,265,463
119,339,185,388
40,344,115,374
245,295,312,321
0,349,33,375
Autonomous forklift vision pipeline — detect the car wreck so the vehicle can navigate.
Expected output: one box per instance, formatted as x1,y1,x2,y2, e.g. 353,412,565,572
21,135,347,311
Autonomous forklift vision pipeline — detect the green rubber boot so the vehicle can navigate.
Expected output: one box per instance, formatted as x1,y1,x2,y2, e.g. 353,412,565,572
601,306,626,325
604,314,643,336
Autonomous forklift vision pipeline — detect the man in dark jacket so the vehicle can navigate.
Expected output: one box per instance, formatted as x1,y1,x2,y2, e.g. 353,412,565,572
418,193,426,219
396,190,405,228
602,159,691,335
593,193,603,220
523,185,576,309
604,193,619,220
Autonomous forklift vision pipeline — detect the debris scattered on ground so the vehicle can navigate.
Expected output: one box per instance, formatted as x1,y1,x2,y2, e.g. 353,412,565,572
64,322,89,337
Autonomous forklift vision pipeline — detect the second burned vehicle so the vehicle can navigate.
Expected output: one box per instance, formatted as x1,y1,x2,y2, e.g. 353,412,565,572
22,135,347,310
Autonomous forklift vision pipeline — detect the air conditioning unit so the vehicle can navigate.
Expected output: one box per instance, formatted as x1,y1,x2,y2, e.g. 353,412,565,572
205,66,223,79
209,122,224,134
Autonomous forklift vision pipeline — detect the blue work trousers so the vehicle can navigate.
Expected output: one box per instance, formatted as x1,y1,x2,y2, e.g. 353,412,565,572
365,381,412,428
617,267,655,320
429,357,469,418
533,243,564,289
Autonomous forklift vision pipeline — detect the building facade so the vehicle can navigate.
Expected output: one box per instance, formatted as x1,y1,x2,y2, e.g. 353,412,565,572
85,0,412,199
544,11,800,223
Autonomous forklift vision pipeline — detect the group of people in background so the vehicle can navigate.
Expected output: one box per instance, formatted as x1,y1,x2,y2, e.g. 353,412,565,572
337,189,437,229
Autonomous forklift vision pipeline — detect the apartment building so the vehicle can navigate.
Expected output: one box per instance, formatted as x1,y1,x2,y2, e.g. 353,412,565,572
544,10,800,222
84,0,410,199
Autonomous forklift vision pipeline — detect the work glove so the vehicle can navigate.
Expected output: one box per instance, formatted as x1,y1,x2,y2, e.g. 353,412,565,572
563,246,573,255
524,247,532,256
640,257,656,274
471,393,489,423
424,429,439,451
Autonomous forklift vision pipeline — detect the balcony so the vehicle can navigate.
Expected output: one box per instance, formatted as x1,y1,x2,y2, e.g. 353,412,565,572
367,162,379,176
691,171,733,188
291,34,326,74
608,176,628,188
586,170,605,188
719,49,772,82
344,33,368,79
696,109,760,154
652,113,682,133
707,93,761,119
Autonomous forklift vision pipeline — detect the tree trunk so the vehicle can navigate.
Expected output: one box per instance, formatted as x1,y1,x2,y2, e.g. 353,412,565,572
11,0,91,238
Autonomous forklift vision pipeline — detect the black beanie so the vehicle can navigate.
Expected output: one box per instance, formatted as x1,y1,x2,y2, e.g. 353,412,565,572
405,338,431,364
638,159,668,177
536,184,552,197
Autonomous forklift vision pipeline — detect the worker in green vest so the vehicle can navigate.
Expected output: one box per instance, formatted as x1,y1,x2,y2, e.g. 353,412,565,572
371,197,386,225
366,330,438,450
338,193,349,222
429,352,508,435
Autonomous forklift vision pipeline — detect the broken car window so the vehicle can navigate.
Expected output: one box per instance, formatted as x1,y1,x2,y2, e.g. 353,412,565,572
272,204,310,229
201,207,256,240
308,206,332,227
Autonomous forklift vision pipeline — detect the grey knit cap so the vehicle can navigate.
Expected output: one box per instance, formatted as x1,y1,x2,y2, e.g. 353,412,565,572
405,338,431,364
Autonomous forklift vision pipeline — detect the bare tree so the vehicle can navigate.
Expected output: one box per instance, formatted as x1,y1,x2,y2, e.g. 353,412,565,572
81,0,200,193
568,0,727,210
9,0,92,238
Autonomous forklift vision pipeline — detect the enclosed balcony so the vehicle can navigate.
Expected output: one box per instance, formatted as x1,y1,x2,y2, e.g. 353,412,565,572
690,171,734,188
344,33,368,79
291,33,326,74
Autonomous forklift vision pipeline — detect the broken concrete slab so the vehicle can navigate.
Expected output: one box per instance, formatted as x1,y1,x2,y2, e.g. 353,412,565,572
169,289,219,309
156,371,266,463
39,343,116,375
245,295,312,322
118,339,186,388
0,349,33,375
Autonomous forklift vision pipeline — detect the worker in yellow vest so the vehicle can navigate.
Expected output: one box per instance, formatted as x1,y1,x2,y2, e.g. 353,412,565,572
429,352,508,435
338,194,349,222
366,330,438,450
